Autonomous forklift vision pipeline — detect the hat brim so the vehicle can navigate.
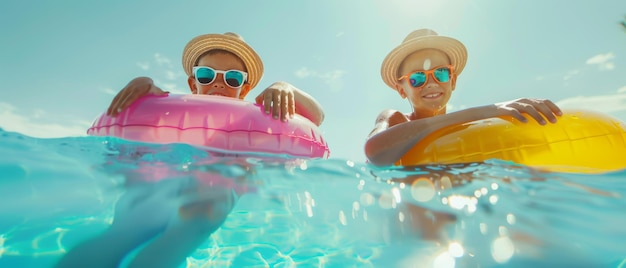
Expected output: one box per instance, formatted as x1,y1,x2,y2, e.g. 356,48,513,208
381,36,467,90
182,34,264,96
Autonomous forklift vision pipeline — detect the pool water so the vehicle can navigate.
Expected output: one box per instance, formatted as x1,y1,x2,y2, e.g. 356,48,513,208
1,128,625,267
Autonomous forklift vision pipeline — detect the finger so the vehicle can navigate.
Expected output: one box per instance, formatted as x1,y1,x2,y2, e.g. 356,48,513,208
106,93,122,116
518,105,546,125
272,92,281,119
117,85,151,115
150,85,168,95
115,90,137,116
543,99,563,117
515,98,531,104
263,92,272,114
508,109,527,123
533,101,558,124
109,89,132,117
255,92,264,104
288,92,295,119
115,86,140,114
111,82,143,116
281,92,289,121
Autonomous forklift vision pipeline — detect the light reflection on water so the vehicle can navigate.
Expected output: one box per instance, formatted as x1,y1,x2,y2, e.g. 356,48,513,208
1,128,625,267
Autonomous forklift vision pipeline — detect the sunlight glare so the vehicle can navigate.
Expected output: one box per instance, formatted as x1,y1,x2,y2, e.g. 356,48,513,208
432,251,455,268
491,236,515,263
411,178,436,202
448,242,465,257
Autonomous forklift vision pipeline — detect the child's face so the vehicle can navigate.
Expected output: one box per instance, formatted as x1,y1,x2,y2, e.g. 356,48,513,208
188,52,249,98
395,49,456,117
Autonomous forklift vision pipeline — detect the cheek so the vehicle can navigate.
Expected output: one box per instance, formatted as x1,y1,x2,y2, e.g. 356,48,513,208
194,83,213,93
404,87,421,100
400,86,413,98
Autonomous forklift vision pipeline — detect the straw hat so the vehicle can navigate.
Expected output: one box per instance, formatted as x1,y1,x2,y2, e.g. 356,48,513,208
381,29,467,90
182,32,264,95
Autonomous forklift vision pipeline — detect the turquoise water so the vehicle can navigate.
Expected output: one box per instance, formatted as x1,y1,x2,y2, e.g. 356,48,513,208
1,128,625,267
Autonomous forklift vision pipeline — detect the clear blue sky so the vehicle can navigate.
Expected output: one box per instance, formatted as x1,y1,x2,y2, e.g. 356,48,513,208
1,0,625,162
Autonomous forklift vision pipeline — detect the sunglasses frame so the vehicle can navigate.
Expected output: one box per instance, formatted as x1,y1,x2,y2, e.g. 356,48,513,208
398,65,455,89
192,66,248,88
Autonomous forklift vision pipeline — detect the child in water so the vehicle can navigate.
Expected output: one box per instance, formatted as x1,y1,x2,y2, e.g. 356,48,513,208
106,32,324,126
57,32,324,268
365,29,562,166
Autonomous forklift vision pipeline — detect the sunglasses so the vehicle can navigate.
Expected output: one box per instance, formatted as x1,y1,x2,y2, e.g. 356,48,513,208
398,65,454,88
192,66,248,88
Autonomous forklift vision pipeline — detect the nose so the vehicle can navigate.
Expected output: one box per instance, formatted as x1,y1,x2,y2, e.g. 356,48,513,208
211,74,227,88
424,73,439,89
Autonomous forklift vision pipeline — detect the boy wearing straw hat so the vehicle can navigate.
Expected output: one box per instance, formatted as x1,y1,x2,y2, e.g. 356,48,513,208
57,32,323,268
106,32,324,126
365,29,562,166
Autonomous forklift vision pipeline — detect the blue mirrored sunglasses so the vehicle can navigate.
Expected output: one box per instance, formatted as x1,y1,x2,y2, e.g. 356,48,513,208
192,66,248,88
398,65,454,88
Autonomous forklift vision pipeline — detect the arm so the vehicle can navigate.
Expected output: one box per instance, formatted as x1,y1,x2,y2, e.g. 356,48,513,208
54,227,150,268
365,107,487,166
55,180,182,268
292,85,325,126
107,77,168,116
126,187,236,268
365,98,563,166
255,81,325,126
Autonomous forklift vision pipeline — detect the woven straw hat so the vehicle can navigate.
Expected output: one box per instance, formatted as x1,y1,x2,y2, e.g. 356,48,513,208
182,32,264,96
381,29,467,90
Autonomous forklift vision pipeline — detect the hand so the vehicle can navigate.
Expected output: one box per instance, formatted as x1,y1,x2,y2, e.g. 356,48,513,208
106,77,168,117
255,81,296,121
493,98,562,125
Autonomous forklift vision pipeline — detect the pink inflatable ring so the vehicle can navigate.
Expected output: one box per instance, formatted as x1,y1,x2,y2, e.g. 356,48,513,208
87,94,330,158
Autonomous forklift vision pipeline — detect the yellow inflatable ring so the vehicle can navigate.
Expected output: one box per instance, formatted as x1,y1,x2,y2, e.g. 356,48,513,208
398,109,626,173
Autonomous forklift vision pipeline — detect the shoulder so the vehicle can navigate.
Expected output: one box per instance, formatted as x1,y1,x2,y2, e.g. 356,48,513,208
375,109,410,127
368,109,410,138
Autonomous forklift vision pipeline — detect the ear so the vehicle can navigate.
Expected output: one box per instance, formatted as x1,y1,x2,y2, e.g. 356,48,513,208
394,83,407,99
238,84,251,99
450,73,458,91
187,76,197,94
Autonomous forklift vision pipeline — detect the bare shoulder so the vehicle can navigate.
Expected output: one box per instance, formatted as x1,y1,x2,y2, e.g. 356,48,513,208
375,109,410,126
369,109,410,138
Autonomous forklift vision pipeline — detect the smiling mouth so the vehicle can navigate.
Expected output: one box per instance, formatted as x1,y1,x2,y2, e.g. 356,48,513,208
422,92,443,99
